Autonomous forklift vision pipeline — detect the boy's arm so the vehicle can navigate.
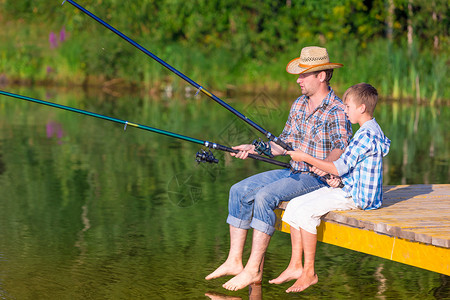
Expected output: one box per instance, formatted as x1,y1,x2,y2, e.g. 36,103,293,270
310,148,344,176
287,150,339,176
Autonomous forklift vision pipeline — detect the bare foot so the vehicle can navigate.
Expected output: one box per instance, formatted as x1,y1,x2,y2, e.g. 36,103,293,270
268,267,303,284
205,260,244,280
286,273,318,293
223,269,262,291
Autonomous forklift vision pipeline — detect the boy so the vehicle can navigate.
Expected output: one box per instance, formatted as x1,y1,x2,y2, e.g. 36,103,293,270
270,83,391,293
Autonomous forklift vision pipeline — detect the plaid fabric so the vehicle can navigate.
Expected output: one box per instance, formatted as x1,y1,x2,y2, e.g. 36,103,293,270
334,119,391,210
279,87,352,172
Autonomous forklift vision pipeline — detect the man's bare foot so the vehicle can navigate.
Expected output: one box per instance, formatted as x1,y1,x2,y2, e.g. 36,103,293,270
222,269,262,291
286,273,318,293
205,260,244,280
268,267,303,284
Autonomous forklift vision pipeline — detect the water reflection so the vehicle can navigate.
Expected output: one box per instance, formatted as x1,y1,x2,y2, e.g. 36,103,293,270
0,86,448,299
206,282,262,300
74,201,91,264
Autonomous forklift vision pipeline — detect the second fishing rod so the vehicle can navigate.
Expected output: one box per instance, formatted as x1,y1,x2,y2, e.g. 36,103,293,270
62,0,293,155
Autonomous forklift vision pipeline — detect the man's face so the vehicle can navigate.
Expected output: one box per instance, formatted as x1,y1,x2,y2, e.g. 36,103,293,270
296,72,321,97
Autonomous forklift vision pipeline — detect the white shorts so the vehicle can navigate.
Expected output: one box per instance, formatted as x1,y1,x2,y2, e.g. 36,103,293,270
282,187,358,234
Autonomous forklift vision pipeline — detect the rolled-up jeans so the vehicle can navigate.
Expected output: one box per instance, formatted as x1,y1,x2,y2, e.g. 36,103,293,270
226,168,326,236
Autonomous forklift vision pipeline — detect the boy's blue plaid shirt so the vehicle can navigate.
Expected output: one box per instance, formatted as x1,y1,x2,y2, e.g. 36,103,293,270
334,119,391,210
279,88,352,172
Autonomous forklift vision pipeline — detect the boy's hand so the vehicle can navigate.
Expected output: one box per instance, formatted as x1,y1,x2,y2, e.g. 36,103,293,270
326,175,343,188
310,166,327,176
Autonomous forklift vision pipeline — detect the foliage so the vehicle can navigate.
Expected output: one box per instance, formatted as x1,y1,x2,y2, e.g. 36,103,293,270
3,0,447,53
0,0,448,100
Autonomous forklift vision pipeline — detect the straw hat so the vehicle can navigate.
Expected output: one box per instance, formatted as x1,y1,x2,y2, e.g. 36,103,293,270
286,46,343,74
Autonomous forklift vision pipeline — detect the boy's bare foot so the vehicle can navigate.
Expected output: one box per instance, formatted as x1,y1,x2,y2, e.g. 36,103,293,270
268,267,303,284
286,273,318,293
205,260,244,280
222,269,262,291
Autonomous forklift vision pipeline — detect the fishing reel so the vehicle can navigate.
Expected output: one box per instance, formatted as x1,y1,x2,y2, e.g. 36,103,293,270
195,149,219,164
252,138,274,158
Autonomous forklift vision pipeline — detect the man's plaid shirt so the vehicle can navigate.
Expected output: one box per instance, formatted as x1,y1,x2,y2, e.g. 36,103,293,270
279,88,352,172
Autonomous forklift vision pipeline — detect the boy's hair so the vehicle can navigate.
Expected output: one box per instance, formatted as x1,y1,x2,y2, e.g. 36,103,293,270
343,83,378,116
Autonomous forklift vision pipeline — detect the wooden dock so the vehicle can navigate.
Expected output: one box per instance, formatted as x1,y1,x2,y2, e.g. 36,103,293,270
274,184,450,276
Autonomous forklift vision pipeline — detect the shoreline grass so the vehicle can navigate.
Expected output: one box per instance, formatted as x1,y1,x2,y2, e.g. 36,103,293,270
1,19,448,103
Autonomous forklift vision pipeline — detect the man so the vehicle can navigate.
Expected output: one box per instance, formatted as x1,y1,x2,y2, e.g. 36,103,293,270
205,46,352,291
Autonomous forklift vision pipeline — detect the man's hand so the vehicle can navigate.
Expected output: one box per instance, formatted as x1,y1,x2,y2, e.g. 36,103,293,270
231,144,256,159
286,150,306,162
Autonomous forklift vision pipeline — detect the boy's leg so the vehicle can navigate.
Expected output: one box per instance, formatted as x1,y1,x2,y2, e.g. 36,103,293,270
283,187,356,293
270,188,325,285
286,229,318,293
269,226,304,284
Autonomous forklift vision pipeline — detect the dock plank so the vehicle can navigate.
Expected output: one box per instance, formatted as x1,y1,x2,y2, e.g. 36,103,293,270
275,184,450,275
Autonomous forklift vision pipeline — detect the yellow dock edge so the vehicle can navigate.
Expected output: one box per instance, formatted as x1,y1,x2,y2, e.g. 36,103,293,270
275,209,450,276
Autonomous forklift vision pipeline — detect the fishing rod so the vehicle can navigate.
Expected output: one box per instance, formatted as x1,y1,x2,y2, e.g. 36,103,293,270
61,0,293,156
0,90,290,168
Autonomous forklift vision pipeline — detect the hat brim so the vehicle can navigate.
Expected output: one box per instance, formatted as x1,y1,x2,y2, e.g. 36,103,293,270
286,58,343,74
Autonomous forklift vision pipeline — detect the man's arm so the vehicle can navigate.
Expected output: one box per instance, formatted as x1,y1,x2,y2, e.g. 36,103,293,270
233,101,295,160
230,141,288,160
325,148,344,161
308,104,351,175
269,141,287,156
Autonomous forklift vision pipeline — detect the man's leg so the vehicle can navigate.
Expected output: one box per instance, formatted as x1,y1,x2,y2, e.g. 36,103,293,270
205,225,247,280
206,169,291,280
269,226,304,284
251,173,325,236
286,229,318,293
221,173,325,290
222,229,270,291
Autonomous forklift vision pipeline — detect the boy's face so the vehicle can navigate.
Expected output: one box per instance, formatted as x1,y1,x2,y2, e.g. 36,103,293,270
344,96,362,124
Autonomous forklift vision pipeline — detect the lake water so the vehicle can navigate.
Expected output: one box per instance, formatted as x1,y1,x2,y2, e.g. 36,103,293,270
0,86,448,299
